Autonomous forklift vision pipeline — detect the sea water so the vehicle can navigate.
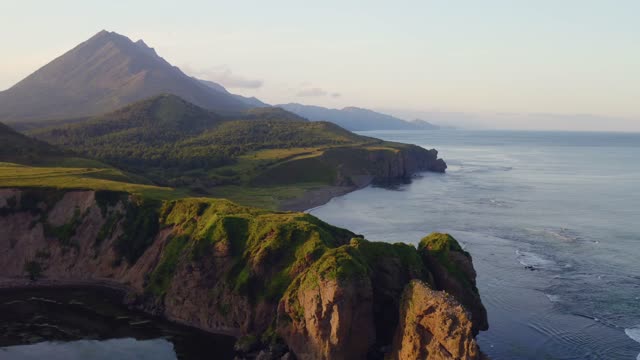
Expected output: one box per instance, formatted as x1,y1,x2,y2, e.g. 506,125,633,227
310,129,640,359
0,287,235,360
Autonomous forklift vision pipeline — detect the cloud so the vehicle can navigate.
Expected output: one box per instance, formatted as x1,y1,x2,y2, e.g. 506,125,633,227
297,87,328,97
296,87,341,98
186,65,263,89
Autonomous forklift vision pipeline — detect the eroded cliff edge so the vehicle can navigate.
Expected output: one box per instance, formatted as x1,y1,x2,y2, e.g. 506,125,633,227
0,188,485,359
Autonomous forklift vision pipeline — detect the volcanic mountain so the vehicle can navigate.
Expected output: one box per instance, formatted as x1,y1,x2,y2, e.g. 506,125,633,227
0,30,251,122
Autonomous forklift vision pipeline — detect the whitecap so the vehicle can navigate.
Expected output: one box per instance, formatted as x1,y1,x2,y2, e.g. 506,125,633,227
545,294,561,303
625,326,640,344
515,249,556,270
625,326,640,360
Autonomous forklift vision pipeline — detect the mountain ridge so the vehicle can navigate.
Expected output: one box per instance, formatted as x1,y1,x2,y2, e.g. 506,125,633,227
277,103,439,131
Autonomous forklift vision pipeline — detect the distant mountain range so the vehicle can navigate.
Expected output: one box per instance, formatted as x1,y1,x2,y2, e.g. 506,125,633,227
0,30,253,122
277,103,439,131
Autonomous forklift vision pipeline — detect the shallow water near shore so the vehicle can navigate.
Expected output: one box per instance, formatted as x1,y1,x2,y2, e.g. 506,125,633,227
0,286,236,359
310,129,640,359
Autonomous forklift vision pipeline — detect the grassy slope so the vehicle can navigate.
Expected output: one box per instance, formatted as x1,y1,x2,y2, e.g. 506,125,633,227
0,118,369,206
0,119,185,200
0,163,186,200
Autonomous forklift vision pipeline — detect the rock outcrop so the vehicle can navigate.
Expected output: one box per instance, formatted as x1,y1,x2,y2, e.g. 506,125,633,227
277,271,375,360
389,280,480,360
276,238,438,359
418,233,489,334
0,188,484,359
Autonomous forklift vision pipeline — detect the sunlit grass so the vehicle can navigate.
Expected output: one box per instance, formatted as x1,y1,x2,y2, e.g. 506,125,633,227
0,162,186,200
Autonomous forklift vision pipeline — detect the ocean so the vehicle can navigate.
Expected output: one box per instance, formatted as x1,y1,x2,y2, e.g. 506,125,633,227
310,129,640,360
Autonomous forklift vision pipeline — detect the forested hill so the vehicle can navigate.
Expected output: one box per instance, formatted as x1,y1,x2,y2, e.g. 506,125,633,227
27,94,372,184
31,94,223,147
0,121,68,165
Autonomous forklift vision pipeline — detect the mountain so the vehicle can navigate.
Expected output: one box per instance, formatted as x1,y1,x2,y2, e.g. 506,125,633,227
0,30,251,122
277,103,440,131
197,78,270,108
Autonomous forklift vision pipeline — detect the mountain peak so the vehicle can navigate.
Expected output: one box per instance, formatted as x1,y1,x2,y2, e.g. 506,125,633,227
86,29,129,44
0,31,250,122
93,29,112,37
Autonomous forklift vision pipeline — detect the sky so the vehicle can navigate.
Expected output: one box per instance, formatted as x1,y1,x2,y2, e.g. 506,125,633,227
1,0,639,131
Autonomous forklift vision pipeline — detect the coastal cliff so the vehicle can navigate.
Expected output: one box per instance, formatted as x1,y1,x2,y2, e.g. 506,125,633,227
0,188,482,359
277,144,447,211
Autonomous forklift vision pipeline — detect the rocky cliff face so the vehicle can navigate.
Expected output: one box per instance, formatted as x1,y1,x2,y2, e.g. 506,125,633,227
0,188,482,359
418,233,489,334
389,280,480,360
320,145,446,188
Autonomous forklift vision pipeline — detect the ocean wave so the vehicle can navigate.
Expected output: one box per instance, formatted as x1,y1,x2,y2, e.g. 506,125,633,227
485,198,512,208
524,227,580,242
626,326,640,343
545,293,561,303
459,165,513,174
625,326,640,360
515,249,557,270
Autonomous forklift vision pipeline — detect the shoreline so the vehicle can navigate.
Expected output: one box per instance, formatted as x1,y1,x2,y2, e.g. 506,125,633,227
278,174,376,212
0,277,132,293
278,185,359,212
278,172,431,212
0,277,241,338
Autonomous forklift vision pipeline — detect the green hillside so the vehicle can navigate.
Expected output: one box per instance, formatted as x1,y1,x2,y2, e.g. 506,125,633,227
16,94,444,208
0,121,183,199
28,95,376,188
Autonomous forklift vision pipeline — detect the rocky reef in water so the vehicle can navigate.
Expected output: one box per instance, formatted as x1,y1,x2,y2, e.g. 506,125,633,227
0,188,484,359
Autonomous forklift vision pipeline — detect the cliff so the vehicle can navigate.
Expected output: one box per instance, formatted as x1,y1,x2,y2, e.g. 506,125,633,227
0,188,481,359
271,144,447,211
389,280,480,360
320,144,447,185
418,233,488,334
250,143,446,189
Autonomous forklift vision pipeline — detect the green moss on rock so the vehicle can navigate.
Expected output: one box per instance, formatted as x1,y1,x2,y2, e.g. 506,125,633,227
114,196,161,264
146,234,190,296
418,232,474,289
352,237,427,278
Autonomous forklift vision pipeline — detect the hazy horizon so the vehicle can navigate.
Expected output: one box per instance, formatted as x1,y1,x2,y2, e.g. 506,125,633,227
1,0,638,131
